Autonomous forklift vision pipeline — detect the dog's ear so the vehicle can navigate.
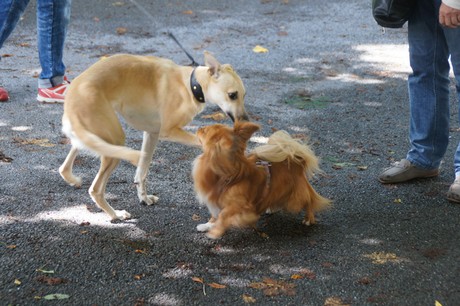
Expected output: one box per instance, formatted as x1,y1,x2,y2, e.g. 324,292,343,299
204,51,221,78
234,121,260,142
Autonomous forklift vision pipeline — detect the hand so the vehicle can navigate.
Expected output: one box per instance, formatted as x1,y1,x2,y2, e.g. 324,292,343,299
439,3,460,28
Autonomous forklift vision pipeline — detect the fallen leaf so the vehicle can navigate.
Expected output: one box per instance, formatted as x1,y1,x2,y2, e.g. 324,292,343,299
208,282,226,289
248,278,295,296
435,301,443,306
43,293,70,300
6,245,16,249
253,45,269,53
357,165,368,171
290,274,303,280
0,151,13,162
248,282,265,289
182,10,194,15
112,1,125,6
299,268,316,280
192,214,201,221
332,162,355,170
116,27,127,35
324,296,351,306
192,277,204,284
393,198,402,204
14,279,21,286
134,274,145,280
422,248,447,260
257,231,269,239
242,294,256,303
1,53,13,57
357,276,372,285
36,275,67,285
14,137,55,147
36,268,55,274
363,252,403,264
135,249,146,254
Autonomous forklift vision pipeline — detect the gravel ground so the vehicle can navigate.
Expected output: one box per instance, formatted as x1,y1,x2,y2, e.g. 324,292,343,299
1,0,459,305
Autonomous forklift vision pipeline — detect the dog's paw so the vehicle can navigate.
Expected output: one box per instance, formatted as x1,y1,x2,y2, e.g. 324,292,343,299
302,219,315,226
140,195,159,206
206,228,224,239
70,176,83,188
196,222,214,232
62,175,82,188
112,210,131,221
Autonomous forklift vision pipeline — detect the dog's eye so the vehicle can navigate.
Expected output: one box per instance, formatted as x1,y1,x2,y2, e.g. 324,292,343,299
228,92,238,101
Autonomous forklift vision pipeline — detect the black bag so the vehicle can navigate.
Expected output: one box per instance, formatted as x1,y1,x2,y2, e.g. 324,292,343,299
372,0,417,28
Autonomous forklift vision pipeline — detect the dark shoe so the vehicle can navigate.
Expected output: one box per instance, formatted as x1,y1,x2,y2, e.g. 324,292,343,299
447,178,460,203
378,159,439,184
0,86,9,102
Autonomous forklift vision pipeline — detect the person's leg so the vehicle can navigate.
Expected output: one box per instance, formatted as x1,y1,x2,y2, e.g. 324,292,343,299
36,0,71,89
444,12,460,202
379,0,449,184
0,0,30,48
406,0,451,170
447,30,460,175
0,0,31,102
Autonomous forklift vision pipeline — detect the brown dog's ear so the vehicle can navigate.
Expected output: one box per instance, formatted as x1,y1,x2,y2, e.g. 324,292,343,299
234,121,260,142
204,51,221,78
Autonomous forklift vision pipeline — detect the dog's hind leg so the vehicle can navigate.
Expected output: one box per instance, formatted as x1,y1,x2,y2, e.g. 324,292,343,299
59,146,82,187
302,205,316,226
89,156,131,221
207,207,259,239
134,131,160,205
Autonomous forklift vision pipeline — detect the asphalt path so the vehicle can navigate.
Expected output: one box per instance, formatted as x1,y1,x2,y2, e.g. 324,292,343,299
1,0,459,305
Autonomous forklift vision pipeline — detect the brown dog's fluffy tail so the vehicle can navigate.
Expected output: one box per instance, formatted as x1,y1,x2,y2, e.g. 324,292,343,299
252,130,320,178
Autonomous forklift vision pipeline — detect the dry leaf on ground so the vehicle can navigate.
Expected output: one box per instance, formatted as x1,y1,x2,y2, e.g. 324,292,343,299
253,45,269,53
363,252,403,264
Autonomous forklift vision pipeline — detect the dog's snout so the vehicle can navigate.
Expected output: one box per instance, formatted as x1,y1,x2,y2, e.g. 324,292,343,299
227,112,249,123
238,113,250,122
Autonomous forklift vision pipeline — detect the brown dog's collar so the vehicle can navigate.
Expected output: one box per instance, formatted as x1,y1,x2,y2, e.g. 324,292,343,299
190,68,205,103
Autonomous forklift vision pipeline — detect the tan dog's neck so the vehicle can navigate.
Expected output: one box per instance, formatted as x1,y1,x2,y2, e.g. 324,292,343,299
192,66,211,92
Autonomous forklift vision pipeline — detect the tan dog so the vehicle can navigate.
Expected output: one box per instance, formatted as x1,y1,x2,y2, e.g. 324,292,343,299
59,52,248,221
192,121,330,239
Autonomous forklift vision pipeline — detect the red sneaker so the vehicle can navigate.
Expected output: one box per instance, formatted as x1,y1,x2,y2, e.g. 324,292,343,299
37,77,70,103
0,86,9,102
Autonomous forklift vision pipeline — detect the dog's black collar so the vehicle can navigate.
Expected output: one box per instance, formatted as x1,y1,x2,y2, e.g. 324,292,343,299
190,68,205,103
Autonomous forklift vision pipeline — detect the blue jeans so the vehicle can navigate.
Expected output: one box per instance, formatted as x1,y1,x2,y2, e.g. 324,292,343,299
0,0,71,88
406,0,460,174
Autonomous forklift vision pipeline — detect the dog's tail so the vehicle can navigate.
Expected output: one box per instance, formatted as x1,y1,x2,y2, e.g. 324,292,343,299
251,130,320,178
63,118,141,166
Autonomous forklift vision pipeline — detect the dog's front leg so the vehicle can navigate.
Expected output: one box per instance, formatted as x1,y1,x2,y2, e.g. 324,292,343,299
134,131,160,205
164,128,200,147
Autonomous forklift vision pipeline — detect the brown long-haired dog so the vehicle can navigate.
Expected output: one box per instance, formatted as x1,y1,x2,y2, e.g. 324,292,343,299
192,121,331,239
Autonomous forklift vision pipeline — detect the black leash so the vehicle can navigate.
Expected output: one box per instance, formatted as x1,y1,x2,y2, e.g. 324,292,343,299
167,32,200,67
129,0,200,66
129,0,204,101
